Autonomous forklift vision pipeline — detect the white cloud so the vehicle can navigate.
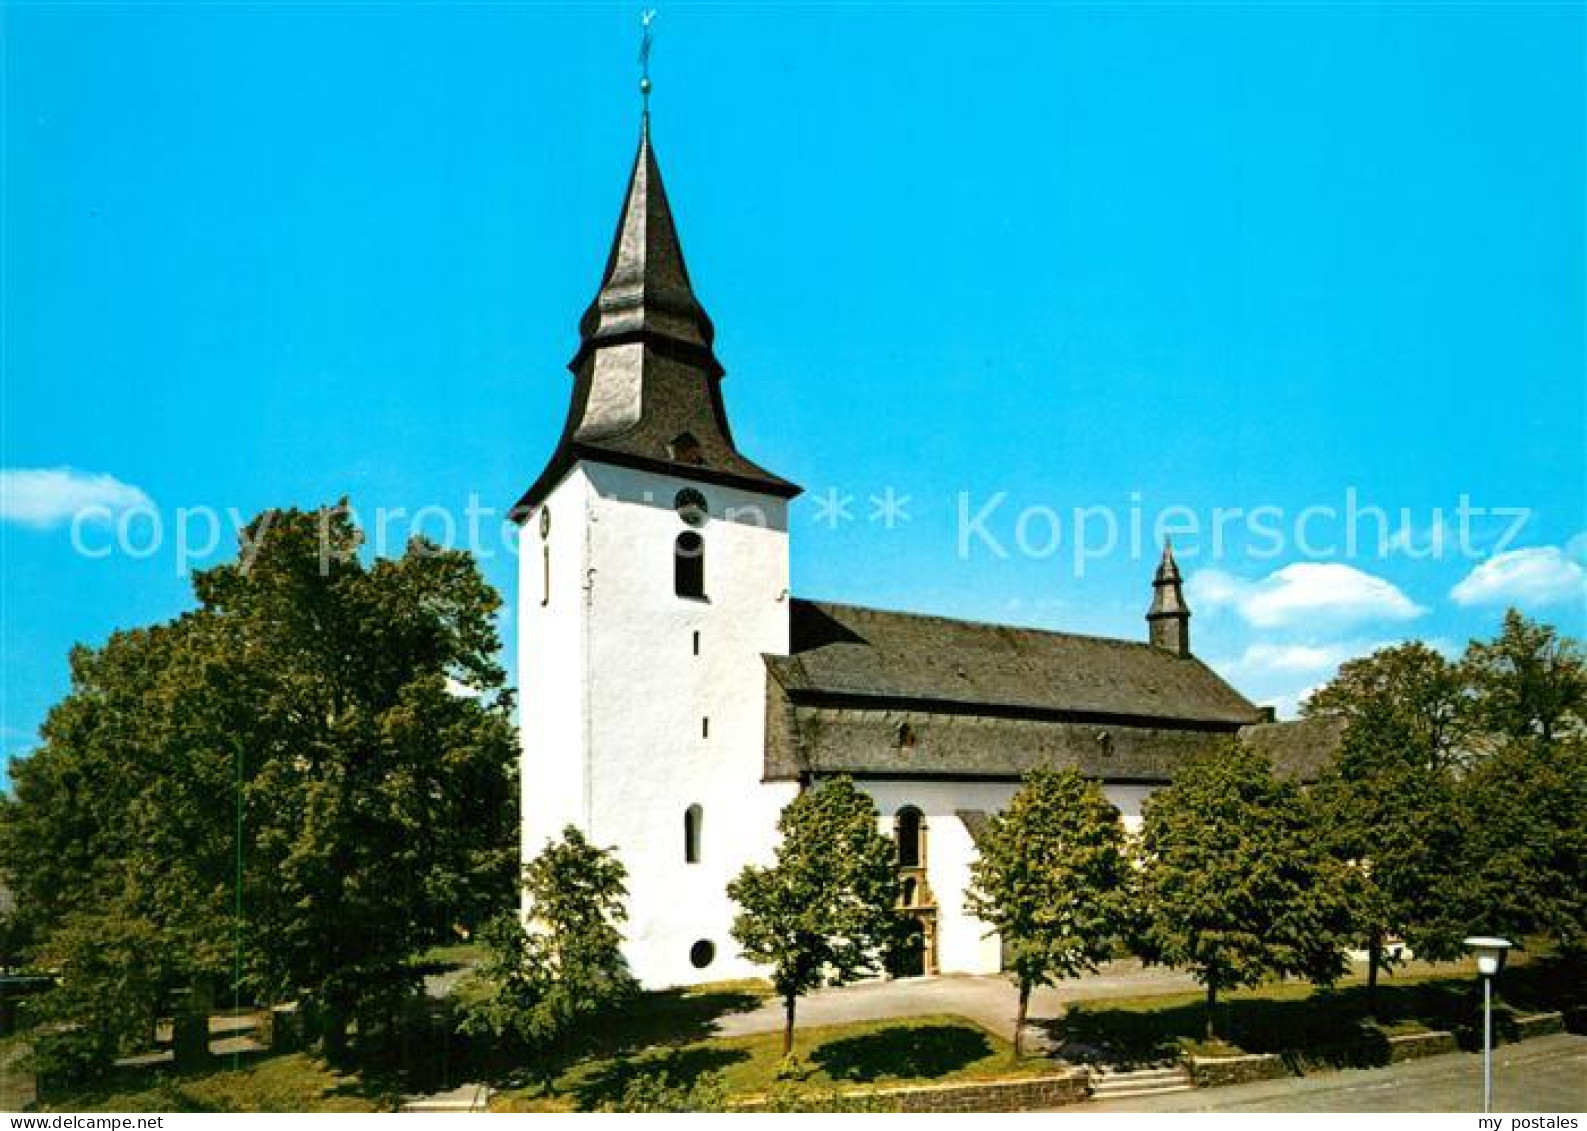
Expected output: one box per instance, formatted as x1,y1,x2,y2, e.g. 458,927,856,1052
1235,642,1357,673
1189,563,1425,629
1451,545,1586,608
1,467,153,528
1188,568,1246,609
1263,684,1325,721
1209,638,1387,713
1209,633,1466,722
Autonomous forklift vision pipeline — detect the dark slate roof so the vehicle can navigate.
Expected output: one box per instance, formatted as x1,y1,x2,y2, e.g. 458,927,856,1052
766,703,1341,785
1238,715,1348,782
766,599,1264,726
512,118,798,518
957,810,992,847
764,702,1241,783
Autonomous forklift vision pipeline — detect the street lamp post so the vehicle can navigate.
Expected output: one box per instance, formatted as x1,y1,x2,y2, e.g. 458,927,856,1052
1463,936,1513,1114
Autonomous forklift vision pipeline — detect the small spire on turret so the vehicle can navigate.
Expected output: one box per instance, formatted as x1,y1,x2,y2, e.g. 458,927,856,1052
1147,538,1191,657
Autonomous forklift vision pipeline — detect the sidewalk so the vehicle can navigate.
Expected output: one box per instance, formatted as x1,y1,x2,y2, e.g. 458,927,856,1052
1077,1032,1586,1112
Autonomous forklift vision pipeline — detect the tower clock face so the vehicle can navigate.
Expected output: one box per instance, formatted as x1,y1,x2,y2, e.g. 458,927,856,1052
539,506,551,539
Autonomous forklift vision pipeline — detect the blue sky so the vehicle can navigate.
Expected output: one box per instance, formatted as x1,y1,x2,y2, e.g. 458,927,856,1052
3,3,1583,784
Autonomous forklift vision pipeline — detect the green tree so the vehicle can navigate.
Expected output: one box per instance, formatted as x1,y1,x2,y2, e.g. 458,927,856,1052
1459,736,1586,954
1303,641,1470,769
1311,714,1470,1015
964,768,1130,1055
0,504,519,1069
459,825,638,1075
1462,609,1585,745
728,778,900,1056
1453,613,1585,954
0,618,249,1074
28,911,171,1087
1134,743,1353,1040
1304,643,1473,1015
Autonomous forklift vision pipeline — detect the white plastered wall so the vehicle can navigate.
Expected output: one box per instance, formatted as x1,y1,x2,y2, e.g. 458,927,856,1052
857,779,1157,975
519,461,797,988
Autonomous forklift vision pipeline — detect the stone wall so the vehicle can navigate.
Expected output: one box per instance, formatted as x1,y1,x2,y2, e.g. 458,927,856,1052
736,1071,1092,1113
1190,1016,1562,1090
1514,1011,1565,1040
882,1072,1091,1113
1187,1052,1291,1088
1386,1030,1458,1062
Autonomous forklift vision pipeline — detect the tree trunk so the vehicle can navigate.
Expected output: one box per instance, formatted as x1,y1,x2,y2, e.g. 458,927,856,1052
1014,981,1031,1058
320,1004,350,1063
1367,933,1382,1021
1204,981,1218,1042
782,995,796,1058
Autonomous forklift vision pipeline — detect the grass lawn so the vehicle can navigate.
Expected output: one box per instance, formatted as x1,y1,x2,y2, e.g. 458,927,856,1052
28,950,1583,1111
1051,951,1585,1069
412,942,486,970
39,1053,393,1113
490,1013,1050,1112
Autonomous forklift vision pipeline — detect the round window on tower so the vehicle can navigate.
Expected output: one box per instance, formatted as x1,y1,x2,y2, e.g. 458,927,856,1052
689,939,716,969
675,488,708,527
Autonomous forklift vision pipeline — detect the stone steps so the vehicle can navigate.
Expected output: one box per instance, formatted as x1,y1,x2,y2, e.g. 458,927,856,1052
1088,1065,1196,1101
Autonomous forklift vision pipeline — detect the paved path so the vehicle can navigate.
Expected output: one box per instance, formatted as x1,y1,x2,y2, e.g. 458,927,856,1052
400,1081,492,1113
711,959,1204,1047
1077,1033,1587,1113
711,957,1489,1057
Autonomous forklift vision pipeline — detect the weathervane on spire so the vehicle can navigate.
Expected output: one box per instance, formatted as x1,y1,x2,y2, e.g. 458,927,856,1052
639,9,657,111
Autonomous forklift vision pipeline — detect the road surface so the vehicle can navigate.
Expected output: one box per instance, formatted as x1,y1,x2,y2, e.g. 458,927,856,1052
1078,1033,1586,1113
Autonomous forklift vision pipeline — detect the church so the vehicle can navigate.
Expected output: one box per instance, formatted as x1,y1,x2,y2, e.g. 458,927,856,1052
510,115,1341,989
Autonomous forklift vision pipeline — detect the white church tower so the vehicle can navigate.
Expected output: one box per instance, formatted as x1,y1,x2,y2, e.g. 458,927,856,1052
510,115,802,988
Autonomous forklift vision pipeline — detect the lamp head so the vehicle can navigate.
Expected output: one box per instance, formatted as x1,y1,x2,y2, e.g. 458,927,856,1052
1463,936,1514,978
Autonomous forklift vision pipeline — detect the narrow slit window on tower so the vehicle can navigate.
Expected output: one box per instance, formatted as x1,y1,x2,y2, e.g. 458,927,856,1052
675,532,705,598
692,631,701,656
538,506,551,606
684,804,703,864
701,716,710,739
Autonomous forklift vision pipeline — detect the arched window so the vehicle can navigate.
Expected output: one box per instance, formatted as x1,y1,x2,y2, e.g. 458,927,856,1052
675,532,705,598
895,806,924,868
902,877,919,907
684,804,703,864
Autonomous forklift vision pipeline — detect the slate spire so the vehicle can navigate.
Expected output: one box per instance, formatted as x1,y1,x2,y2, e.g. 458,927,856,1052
571,114,719,377
513,117,798,518
1147,539,1192,657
